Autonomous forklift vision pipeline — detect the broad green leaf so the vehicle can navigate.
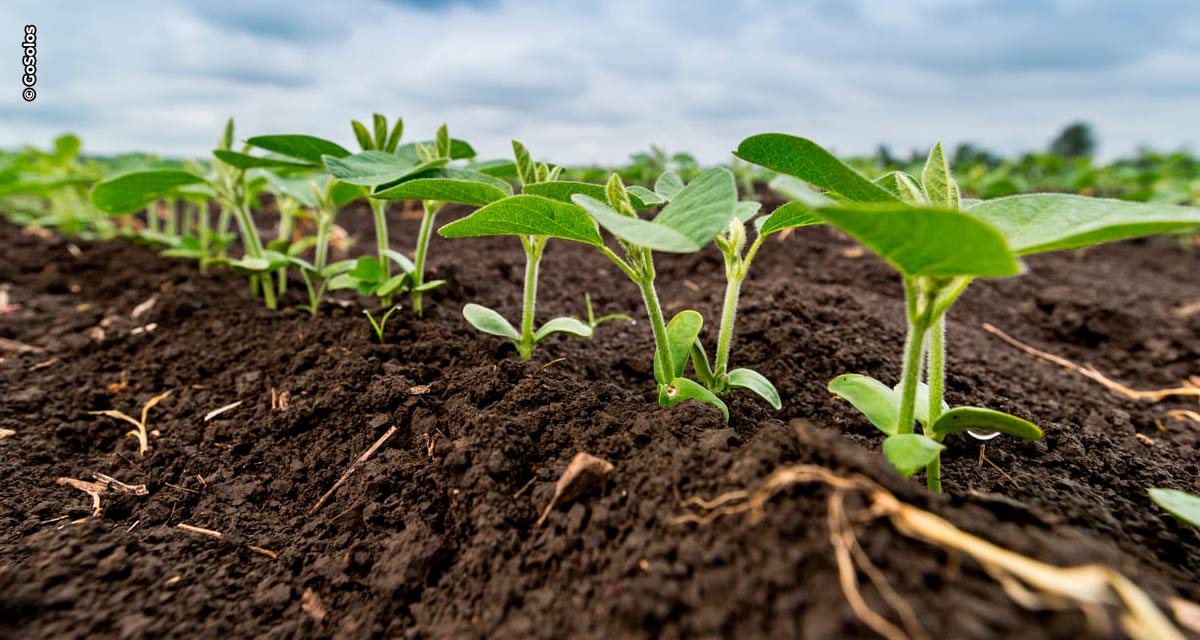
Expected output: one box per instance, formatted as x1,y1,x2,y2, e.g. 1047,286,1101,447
320,259,357,279
966,194,1200,255
523,181,651,210
246,134,350,165
1148,488,1200,528
533,317,592,341
438,195,602,245
734,201,762,222
662,310,703,380
654,171,684,201
735,134,898,203
264,173,323,208
816,204,1022,277
768,174,837,209
348,256,383,282
882,434,945,477
921,143,959,209
928,407,1043,440
626,185,665,207
467,159,517,179
91,170,207,216
727,368,781,410
323,151,447,186
373,168,512,205
213,150,311,171
395,139,476,162
828,374,899,435
331,180,366,206
663,377,729,422
463,303,520,341
757,202,822,236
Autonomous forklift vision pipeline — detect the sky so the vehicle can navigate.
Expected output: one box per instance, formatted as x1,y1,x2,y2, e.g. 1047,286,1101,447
2,0,1199,164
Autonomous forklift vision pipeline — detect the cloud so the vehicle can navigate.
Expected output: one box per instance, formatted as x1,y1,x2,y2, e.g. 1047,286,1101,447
0,0,1196,163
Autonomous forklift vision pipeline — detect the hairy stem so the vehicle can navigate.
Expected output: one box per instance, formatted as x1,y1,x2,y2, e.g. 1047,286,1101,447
896,321,928,436
411,201,438,316
229,200,275,310
713,265,742,385
370,199,391,306
516,237,545,360
925,316,946,492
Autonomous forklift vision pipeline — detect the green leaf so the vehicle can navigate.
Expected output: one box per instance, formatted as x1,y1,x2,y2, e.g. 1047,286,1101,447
816,204,1022,277
1148,488,1200,528
768,174,837,209
513,140,536,186
828,374,899,436
735,134,898,203
91,170,207,216
882,434,945,477
921,143,959,209
372,114,388,150
323,151,447,186
626,185,665,207
383,249,415,273
438,195,602,245
928,407,1043,440
690,340,715,388
264,173,323,208
654,171,684,201
395,138,476,162
413,279,445,292
734,201,762,222
966,194,1200,255
663,378,729,422
373,168,512,205
467,159,517,179
320,259,357,279
757,202,822,236
385,117,404,152
533,317,592,341
574,167,737,253
875,171,926,204
656,310,703,382
245,134,351,165
727,368,781,410
463,303,520,341
348,256,383,282
377,273,409,296
352,120,373,150
523,181,651,210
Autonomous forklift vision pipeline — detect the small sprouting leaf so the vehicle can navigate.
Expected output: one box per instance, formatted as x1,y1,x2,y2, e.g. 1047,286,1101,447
882,434,945,477
966,194,1200,255
435,125,452,159
373,168,513,205
734,201,762,222
876,171,926,204
768,175,837,209
928,407,1043,440
523,181,652,210
372,114,388,149
605,174,637,216
228,256,271,272
661,310,703,380
757,202,822,236
816,204,1022,278
828,374,899,435
654,171,684,201
323,152,447,186
663,378,729,422
348,256,383,282
921,143,959,209
212,150,311,170
727,368,781,410
413,279,445,292
383,249,415,273
690,340,715,388
245,134,351,164
438,195,602,245
395,138,476,162
626,185,665,207
351,120,373,150
462,303,520,341
91,170,207,216
534,317,593,341
385,117,404,152
376,273,409,296
512,140,536,186
574,167,737,253
1148,488,1200,528
735,134,898,203
320,259,357,279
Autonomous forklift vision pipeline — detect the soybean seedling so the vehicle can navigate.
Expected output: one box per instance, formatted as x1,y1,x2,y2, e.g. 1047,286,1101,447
438,141,630,359
364,305,401,343
737,134,1200,491
324,124,495,315
570,169,740,420
88,390,173,455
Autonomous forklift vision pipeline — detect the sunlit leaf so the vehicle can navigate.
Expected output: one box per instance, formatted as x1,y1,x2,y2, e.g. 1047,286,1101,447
928,407,1043,440
727,368,781,409
736,134,898,203
882,434,945,477
463,303,519,341
91,170,207,216
438,195,602,245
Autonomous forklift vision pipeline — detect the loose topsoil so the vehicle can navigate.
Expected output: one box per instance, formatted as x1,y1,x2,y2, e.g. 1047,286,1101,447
1,195,1198,639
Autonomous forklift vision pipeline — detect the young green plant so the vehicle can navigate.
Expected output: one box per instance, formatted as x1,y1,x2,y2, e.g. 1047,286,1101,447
437,141,629,359
737,133,1200,490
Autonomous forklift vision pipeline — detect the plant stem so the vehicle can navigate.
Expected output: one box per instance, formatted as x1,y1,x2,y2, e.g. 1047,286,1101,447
713,266,742,384
634,260,673,387
370,199,391,306
925,316,947,492
896,320,928,436
411,201,438,316
229,201,275,310
516,237,545,360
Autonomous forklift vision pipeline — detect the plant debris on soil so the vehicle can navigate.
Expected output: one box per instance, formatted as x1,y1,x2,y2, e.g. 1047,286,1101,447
1,195,1197,639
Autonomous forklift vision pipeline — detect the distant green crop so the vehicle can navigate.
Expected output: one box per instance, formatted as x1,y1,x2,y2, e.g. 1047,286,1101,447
739,133,1200,490
438,141,629,358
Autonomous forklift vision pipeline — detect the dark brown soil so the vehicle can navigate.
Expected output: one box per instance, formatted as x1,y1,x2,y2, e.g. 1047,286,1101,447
1,197,1197,639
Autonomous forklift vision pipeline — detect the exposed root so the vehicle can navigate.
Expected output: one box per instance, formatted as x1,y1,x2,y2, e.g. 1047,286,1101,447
677,464,1190,640
983,323,1200,403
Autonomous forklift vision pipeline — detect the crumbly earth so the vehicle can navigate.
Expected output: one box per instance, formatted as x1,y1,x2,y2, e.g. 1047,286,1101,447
0,197,1197,639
